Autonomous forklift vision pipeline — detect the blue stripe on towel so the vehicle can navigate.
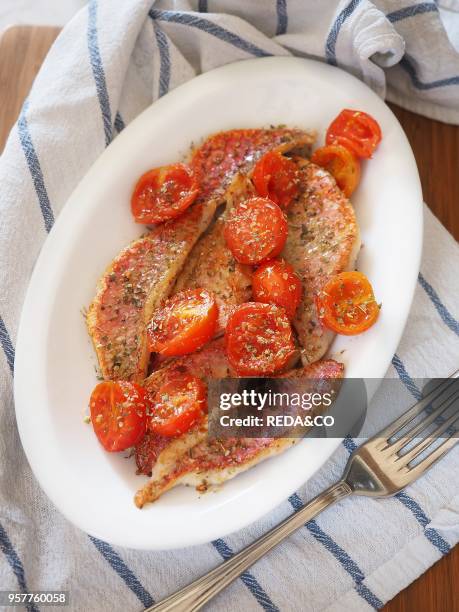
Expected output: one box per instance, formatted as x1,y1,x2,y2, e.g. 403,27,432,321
342,434,358,454
391,354,423,401
198,0,208,12
418,273,459,336
87,0,113,146
114,111,126,133
153,22,171,97
150,10,273,58
17,103,55,233
0,522,39,612
395,492,451,554
0,316,14,375
89,537,154,607
212,539,279,611
288,494,383,609
387,2,437,23
399,56,459,89
275,0,288,35
325,0,362,66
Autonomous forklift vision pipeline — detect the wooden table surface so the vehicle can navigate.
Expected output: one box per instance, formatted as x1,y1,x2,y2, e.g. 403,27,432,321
1,25,458,611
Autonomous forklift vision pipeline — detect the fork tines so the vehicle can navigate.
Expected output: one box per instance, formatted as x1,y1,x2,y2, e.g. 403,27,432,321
374,372,459,472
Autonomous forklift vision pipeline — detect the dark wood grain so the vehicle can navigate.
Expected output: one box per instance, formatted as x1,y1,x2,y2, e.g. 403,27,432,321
389,103,459,241
384,546,459,612
0,24,457,612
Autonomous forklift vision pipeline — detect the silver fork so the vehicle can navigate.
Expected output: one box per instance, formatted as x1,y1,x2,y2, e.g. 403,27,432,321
146,372,459,612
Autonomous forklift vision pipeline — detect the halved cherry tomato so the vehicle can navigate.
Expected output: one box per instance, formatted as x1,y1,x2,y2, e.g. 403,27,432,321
131,163,199,224
224,197,288,265
225,302,296,376
315,271,380,335
147,289,218,357
252,259,302,319
148,373,207,437
89,381,148,452
326,109,382,159
311,145,360,197
252,151,299,208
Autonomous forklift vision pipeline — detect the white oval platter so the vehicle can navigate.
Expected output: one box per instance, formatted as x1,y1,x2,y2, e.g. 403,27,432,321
14,57,422,550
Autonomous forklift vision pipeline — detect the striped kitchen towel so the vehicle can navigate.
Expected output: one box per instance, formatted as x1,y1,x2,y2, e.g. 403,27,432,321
1,1,458,610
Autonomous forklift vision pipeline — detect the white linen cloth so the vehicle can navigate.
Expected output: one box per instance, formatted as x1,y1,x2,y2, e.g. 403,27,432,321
1,1,459,610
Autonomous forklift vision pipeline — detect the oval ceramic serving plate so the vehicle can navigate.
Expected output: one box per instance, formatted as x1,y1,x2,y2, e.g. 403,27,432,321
14,57,422,550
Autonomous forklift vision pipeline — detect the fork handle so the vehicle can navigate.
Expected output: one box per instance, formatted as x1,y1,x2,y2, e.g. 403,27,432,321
145,480,352,612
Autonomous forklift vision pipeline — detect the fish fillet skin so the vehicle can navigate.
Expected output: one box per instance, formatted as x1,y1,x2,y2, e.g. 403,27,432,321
134,359,344,508
139,438,300,504
87,200,216,382
144,337,233,384
282,160,361,365
191,128,315,202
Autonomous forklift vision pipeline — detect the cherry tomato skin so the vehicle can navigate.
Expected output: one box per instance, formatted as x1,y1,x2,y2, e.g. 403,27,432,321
252,260,302,319
310,145,360,198
315,271,380,335
147,289,218,357
131,163,199,224
225,302,296,376
224,197,288,265
252,151,299,208
326,109,382,159
148,373,207,437
89,381,148,452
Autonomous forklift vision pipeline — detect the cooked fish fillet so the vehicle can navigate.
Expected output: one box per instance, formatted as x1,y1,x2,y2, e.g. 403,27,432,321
87,201,216,382
141,438,299,501
191,127,315,202
134,359,344,508
135,339,232,477
145,337,233,383
282,160,361,365
279,358,345,380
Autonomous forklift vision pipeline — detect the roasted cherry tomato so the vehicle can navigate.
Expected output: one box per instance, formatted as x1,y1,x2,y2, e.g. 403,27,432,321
252,151,299,208
89,381,148,452
326,109,382,159
311,145,360,197
315,271,380,335
224,197,288,265
131,163,199,224
225,302,296,376
252,259,302,319
147,289,218,357
148,373,207,437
